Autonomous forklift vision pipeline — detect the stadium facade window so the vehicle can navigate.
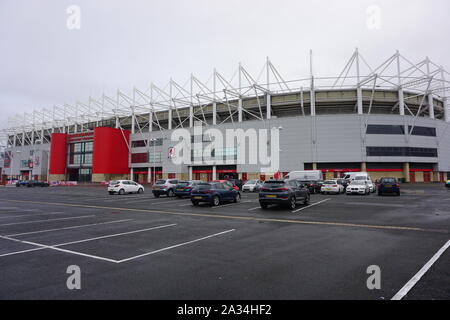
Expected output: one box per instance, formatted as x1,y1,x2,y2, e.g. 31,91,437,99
366,125,437,137
131,153,148,163
367,147,438,158
366,125,404,135
409,126,436,137
149,138,163,147
68,141,94,165
148,152,162,163
131,140,147,148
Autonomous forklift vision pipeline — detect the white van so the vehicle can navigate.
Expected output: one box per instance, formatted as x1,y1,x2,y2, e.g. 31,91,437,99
343,172,370,181
285,170,322,181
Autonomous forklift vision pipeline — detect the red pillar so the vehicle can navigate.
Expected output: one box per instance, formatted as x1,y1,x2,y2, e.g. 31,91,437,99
93,127,130,175
49,133,67,176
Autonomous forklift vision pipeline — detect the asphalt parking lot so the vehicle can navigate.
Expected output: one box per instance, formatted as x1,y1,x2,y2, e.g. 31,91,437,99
0,184,448,300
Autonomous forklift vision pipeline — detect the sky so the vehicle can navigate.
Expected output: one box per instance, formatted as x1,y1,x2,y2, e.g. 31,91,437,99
0,0,449,130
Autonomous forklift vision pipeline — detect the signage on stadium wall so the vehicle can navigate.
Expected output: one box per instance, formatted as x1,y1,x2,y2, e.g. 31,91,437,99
50,181,78,186
67,132,94,143
168,147,176,159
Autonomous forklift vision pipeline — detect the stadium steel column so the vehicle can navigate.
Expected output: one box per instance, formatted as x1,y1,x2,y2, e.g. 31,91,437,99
356,49,363,115
426,57,435,119
397,51,406,116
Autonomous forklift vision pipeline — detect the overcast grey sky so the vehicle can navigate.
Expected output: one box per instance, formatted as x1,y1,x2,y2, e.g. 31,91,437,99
0,0,449,129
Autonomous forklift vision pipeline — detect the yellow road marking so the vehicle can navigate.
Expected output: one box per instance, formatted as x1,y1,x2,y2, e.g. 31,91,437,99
1,199,448,234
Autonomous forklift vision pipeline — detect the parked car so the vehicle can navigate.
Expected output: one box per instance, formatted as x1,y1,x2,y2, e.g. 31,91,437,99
15,180,29,187
354,176,376,193
212,180,240,191
378,178,401,196
191,182,241,206
259,180,310,210
242,179,263,192
321,180,345,194
297,180,321,194
228,179,244,190
346,180,370,195
108,180,144,195
26,181,50,187
336,178,348,190
445,180,450,188
152,179,179,197
174,180,202,198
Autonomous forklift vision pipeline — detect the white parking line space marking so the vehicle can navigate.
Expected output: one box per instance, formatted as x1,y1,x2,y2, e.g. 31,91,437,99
0,215,96,227
6,219,133,237
0,212,65,220
116,229,236,263
51,224,177,247
391,239,450,300
138,199,188,205
98,196,150,202
0,224,177,262
291,199,331,213
248,206,261,211
212,201,253,209
0,235,118,263
179,203,193,207
0,247,47,258
345,202,406,208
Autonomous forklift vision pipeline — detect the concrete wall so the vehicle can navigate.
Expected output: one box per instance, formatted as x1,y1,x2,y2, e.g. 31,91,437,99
129,114,447,174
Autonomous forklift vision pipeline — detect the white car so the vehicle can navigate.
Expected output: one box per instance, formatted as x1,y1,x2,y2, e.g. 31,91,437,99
346,180,370,195
108,180,145,195
321,180,345,194
354,176,376,193
242,180,263,192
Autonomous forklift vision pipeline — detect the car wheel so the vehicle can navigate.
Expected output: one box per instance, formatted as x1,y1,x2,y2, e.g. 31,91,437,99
154,194,160,198
167,189,175,197
212,196,220,207
119,189,125,195
378,192,382,196
304,195,310,205
396,192,401,197
233,193,241,203
138,188,144,194
191,201,199,206
288,197,296,210
260,202,268,209
109,191,114,195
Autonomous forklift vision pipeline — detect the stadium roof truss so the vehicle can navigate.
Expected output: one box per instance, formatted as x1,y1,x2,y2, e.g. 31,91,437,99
1,49,449,150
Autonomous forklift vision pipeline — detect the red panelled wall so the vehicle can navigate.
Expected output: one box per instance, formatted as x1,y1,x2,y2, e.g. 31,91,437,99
49,133,68,175
93,127,130,175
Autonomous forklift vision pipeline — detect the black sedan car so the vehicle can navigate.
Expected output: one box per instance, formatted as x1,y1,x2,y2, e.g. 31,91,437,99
191,182,241,206
17,180,50,187
297,180,321,194
259,180,310,210
174,180,202,198
377,177,400,196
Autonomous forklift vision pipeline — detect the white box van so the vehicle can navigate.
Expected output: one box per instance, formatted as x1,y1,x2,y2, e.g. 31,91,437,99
343,172,370,181
285,170,322,181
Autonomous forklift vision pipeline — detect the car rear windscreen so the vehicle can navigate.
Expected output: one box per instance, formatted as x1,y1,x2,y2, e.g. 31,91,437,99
381,178,396,183
178,182,189,186
110,181,119,185
263,181,286,187
155,180,166,185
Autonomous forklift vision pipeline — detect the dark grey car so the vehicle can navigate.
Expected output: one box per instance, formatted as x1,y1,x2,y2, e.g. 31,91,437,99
259,180,310,210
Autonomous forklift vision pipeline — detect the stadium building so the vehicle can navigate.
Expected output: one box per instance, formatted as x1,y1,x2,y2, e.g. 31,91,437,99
1,50,450,184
